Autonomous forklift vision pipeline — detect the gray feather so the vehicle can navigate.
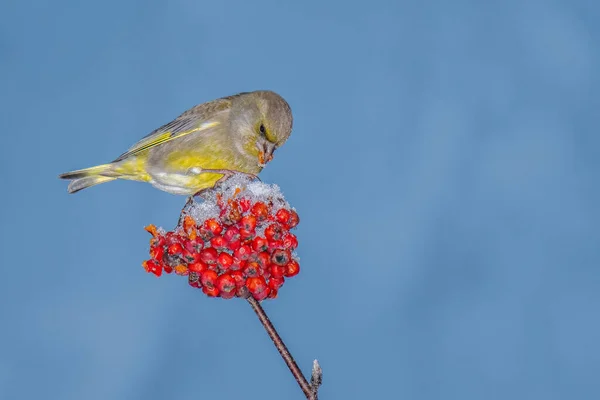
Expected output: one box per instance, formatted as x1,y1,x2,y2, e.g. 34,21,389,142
67,176,116,193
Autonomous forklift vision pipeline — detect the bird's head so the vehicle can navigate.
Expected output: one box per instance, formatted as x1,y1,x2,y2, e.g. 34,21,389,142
230,91,293,168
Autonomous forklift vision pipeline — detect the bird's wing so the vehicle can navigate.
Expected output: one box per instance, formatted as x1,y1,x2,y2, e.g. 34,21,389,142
113,99,232,162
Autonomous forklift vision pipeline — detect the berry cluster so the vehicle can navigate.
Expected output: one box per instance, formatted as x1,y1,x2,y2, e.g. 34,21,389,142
142,177,300,301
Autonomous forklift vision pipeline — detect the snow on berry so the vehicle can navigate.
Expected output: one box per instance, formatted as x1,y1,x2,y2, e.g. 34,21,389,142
142,174,300,301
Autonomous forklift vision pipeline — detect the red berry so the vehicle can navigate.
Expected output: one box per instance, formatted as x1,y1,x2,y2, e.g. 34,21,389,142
150,245,164,261
264,223,283,242
251,237,269,252
262,269,271,280
210,235,227,250
167,243,184,256
188,261,208,273
282,233,298,250
255,251,270,269
271,249,291,266
223,227,240,243
254,288,271,300
183,250,201,264
285,260,300,277
188,273,200,288
228,199,240,212
198,227,212,241
227,239,241,251
239,227,256,240
200,270,218,288
239,215,257,231
143,260,162,276
202,286,220,297
268,240,284,250
275,208,291,226
183,238,203,253
244,261,261,277
246,276,270,300
151,235,166,248
200,248,218,264
220,289,236,299
269,276,285,289
233,244,252,261
217,273,237,299
239,197,251,212
267,288,279,299
203,218,223,235
245,276,263,291
224,204,242,226
270,264,286,278
251,202,270,221
164,232,179,245
163,265,173,274
230,270,245,287
232,257,247,271
217,252,234,270
288,210,299,228
276,208,300,228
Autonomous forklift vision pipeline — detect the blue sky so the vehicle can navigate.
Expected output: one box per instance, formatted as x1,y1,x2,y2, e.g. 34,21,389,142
1,0,599,399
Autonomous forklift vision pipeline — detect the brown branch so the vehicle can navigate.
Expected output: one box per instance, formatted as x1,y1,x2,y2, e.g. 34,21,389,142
246,296,320,399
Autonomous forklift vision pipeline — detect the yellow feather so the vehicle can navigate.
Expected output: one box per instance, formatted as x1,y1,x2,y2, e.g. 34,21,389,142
118,122,221,160
162,150,235,191
112,157,152,181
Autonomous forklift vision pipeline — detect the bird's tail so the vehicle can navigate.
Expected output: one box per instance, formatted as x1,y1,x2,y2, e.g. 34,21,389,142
59,164,117,194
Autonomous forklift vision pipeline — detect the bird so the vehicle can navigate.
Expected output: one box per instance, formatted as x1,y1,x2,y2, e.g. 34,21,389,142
59,90,293,196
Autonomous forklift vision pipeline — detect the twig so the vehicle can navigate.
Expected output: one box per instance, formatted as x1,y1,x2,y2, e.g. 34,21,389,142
246,296,319,399
310,359,323,399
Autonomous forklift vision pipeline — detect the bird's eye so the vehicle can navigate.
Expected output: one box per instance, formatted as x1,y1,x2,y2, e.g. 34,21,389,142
259,124,266,134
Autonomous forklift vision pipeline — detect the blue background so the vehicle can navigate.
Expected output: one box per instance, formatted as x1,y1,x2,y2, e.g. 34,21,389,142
1,1,599,399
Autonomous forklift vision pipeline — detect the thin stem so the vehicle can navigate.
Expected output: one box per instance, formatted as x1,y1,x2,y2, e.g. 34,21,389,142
310,360,322,399
246,297,315,399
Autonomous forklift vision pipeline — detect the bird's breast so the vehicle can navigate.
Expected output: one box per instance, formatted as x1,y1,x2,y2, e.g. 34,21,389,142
144,135,260,194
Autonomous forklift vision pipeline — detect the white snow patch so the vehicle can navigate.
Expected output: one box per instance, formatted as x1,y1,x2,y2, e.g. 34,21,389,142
185,174,292,223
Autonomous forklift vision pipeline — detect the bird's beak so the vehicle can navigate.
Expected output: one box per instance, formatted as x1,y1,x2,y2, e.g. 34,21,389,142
258,143,275,167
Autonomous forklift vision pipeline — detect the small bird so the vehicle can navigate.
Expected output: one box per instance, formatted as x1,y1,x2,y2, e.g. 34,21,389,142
59,90,293,195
